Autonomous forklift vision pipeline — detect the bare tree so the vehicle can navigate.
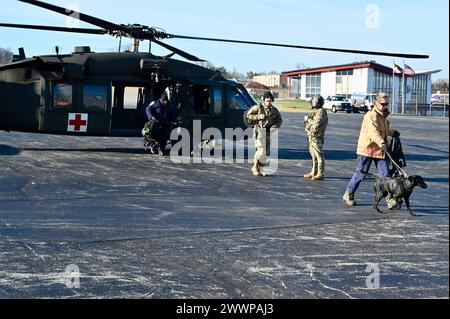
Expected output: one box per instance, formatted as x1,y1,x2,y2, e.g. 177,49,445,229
195,62,246,81
295,62,307,70
432,79,449,93
247,71,263,80
0,47,13,65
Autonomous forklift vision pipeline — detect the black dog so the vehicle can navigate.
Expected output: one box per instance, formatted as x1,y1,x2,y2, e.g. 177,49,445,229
368,174,428,216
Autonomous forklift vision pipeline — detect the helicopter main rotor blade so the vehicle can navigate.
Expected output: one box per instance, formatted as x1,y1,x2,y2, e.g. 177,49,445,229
168,34,429,59
18,0,128,33
0,23,107,35
153,39,204,62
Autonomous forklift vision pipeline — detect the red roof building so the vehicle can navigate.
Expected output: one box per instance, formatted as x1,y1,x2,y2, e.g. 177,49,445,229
282,61,440,113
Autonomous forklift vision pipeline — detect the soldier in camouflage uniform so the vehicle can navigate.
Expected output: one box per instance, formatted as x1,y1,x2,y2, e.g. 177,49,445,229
246,91,283,177
304,95,328,181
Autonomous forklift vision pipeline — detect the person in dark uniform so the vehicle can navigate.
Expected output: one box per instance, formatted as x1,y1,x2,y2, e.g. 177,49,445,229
144,93,177,156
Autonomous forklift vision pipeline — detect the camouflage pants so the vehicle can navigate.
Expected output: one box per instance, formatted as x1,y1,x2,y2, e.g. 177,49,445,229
308,137,325,177
254,128,271,165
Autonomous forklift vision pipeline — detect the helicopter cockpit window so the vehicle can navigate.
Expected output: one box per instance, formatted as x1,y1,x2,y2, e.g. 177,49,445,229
83,84,108,111
229,87,253,110
52,83,73,109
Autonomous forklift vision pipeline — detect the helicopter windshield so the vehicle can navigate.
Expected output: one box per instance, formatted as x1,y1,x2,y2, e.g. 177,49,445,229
229,85,257,110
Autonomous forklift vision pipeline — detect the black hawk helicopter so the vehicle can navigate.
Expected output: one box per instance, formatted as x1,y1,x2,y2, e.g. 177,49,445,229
0,0,428,141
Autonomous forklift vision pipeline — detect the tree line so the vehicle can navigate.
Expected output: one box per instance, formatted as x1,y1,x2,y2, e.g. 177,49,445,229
432,79,449,93
0,47,13,65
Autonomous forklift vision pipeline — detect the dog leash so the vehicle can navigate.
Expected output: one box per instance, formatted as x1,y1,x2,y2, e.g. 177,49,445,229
385,150,409,178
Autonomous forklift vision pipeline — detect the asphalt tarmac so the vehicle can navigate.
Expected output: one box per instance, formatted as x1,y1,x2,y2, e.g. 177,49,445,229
0,112,448,299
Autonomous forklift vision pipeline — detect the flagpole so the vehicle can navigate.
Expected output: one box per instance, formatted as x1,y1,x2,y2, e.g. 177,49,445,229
392,62,395,113
402,61,406,115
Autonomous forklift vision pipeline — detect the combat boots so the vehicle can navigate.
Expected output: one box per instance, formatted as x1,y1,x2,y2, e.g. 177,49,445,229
252,161,269,177
343,191,356,206
252,162,262,177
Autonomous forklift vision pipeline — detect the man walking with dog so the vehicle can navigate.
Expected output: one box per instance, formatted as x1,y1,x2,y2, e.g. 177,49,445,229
343,92,401,208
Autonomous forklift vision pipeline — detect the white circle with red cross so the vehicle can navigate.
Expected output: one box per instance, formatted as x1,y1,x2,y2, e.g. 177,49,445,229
68,113,88,133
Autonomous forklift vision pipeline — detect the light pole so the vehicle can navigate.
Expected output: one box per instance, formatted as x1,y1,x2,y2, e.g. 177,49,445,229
444,83,449,118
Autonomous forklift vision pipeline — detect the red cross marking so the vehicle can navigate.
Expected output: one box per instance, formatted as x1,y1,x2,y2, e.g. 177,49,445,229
69,114,87,131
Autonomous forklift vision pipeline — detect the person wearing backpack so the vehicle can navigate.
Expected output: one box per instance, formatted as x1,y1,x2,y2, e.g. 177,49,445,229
245,91,283,177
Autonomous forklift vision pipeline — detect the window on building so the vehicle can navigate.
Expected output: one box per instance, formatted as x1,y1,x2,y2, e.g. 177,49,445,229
336,70,354,98
411,75,428,104
373,71,393,95
306,73,321,98
52,83,73,109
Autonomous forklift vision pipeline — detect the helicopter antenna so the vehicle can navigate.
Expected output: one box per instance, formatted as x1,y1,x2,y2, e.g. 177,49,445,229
118,36,122,52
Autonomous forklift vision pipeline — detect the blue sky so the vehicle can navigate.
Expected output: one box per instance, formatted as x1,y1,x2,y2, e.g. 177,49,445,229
0,0,448,79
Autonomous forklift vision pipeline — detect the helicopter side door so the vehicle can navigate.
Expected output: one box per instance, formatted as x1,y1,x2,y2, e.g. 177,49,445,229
184,83,227,135
40,81,112,135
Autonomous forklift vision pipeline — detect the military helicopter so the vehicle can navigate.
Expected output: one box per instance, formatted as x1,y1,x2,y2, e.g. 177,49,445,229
0,0,428,143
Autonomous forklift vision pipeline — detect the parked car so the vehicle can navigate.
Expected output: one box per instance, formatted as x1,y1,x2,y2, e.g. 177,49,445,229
324,96,352,113
350,93,370,113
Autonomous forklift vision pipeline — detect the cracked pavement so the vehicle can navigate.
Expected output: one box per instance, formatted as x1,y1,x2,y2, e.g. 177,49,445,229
0,112,448,299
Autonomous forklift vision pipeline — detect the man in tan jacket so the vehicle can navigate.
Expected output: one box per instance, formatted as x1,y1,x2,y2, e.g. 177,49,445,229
343,93,400,207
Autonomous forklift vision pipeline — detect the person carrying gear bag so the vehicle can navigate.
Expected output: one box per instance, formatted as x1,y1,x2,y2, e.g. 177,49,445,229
144,93,177,156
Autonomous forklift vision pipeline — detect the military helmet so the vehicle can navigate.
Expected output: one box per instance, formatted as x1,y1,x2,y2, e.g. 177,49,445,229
263,91,275,101
311,95,325,109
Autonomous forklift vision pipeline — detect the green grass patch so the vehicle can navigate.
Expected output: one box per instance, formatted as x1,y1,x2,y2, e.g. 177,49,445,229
274,99,311,112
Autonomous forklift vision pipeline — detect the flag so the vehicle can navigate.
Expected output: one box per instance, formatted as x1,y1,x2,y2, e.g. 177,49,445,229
393,63,403,74
404,64,416,76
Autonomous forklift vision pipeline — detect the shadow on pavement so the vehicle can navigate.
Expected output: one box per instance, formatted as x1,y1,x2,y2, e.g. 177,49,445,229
23,147,147,155
279,149,449,162
0,145,21,156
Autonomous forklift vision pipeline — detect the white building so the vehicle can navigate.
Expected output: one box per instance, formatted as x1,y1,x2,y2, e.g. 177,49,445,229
252,74,288,88
283,62,441,114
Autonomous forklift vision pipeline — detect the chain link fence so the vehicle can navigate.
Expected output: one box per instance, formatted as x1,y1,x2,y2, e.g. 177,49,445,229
399,94,448,117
